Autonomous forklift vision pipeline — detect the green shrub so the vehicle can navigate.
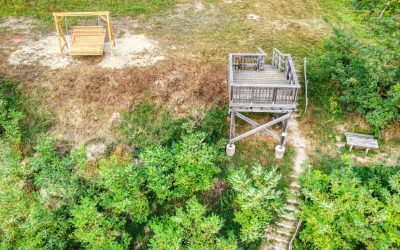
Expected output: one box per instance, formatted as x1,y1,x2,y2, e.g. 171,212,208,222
17,204,70,249
298,157,400,249
308,17,400,133
0,141,30,246
96,152,150,223
197,105,228,143
30,138,83,208
149,197,238,250
0,77,50,153
69,196,131,249
141,132,221,202
229,165,284,243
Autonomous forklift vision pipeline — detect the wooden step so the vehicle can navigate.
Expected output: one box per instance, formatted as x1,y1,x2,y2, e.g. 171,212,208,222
280,213,297,221
276,221,296,230
287,198,299,205
290,182,301,189
276,229,293,237
284,204,299,213
271,236,289,244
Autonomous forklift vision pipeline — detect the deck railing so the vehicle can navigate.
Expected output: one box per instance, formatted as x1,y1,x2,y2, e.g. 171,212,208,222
272,48,299,86
229,48,300,111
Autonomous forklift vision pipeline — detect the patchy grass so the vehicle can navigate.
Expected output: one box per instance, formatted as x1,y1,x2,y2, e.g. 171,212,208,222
301,107,400,167
0,0,181,20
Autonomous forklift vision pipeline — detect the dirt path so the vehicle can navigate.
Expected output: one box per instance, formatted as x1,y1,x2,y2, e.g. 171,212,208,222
288,115,308,174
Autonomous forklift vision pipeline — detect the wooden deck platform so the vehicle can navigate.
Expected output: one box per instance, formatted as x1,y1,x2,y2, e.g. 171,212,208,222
229,50,300,113
233,65,288,85
227,48,300,156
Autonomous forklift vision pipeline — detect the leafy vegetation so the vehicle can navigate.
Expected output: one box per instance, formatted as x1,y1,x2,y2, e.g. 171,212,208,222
307,1,400,133
229,165,284,243
149,197,238,249
141,132,220,202
1,0,399,248
296,157,400,249
0,88,288,249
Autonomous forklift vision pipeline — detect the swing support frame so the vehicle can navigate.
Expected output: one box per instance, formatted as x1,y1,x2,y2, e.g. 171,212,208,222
53,11,115,56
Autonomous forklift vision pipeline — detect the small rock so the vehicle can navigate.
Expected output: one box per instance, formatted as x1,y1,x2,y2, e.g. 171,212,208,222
247,13,260,20
86,142,107,161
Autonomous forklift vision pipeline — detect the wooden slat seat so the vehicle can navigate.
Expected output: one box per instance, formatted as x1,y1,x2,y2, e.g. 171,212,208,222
345,132,379,153
69,26,106,56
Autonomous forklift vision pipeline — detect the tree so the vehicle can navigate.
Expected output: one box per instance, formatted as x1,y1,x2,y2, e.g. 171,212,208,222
140,132,221,202
298,157,400,249
69,197,131,249
149,197,238,249
229,165,284,243
96,151,150,223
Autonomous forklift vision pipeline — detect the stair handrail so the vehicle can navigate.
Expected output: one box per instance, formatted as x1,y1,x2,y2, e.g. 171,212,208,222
288,165,312,250
272,48,289,71
288,220,302,250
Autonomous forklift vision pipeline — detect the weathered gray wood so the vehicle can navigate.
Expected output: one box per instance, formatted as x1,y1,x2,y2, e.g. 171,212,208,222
229,113,291,144
235,112,280,141
345,132,379,153
227,48,300,155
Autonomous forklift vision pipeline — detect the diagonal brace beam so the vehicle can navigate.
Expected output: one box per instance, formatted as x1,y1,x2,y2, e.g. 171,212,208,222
229,113,291,144
235,112,280,141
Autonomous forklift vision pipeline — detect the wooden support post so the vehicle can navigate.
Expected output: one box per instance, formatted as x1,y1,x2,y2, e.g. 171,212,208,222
280,115,290,147
105,14,114,56
54,15,64,56
229,111,235,144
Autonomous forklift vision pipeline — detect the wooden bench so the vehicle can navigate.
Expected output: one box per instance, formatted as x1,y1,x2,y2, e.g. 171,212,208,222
345,132,379,153
69,26,106,56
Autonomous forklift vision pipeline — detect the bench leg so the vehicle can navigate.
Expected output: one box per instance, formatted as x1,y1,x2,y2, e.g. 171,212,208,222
365,148,369,154
349,145,353,152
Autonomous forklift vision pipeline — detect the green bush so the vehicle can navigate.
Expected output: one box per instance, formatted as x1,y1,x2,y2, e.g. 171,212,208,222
17,204,70,249
308,13,400,132
149,197,238,250
229,165,284,243
0,77,50,153
141,132,221,202
30,138,83,208
298,157,400,249
96,153,150,222
70,197,131,249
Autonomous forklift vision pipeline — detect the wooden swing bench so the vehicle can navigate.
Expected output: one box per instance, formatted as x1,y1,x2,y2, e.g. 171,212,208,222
69,26,106,56
53,12,115,56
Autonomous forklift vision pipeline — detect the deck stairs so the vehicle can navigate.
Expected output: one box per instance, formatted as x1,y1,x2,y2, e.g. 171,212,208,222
262,173,302,250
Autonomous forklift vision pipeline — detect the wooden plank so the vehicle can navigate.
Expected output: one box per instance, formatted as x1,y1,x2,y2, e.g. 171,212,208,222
230,113,291,143
345,132,379,150
53,11,110,17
